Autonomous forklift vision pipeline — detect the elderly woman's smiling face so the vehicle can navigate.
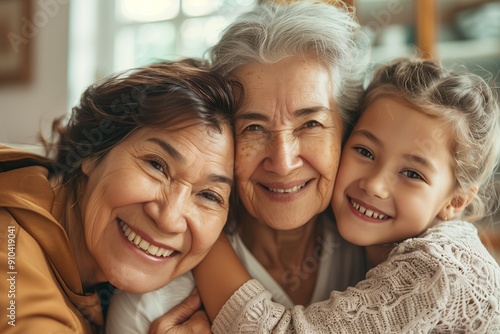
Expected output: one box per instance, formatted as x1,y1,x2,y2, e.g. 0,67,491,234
79,122,233,293
233,56,343,230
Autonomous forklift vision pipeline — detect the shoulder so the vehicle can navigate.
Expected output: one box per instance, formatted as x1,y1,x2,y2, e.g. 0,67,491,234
0,145,51,173
0,146,56,214
386,220,500,283
421,220,478,239
396,220,483,255
393,221,500,330
0,210,88,333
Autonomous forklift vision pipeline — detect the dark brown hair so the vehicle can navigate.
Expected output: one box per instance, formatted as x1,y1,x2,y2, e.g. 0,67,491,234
46,59,237,221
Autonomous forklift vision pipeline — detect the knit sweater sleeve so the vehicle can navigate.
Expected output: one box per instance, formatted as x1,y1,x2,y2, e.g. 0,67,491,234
212,248,450,333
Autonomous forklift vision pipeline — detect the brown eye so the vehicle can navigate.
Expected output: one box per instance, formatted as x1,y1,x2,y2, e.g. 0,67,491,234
145,156,167,174
401,170,423,180
199,190,224,204
302,120,320,128
355,147,374,160
244,124,263,132
149,160,163,171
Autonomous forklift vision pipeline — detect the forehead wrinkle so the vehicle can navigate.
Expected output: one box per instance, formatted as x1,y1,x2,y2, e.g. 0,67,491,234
235,111,270,123
294,106,332,118
235,106,331,124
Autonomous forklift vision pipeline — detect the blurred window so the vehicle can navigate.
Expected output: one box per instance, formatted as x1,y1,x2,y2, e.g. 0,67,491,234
109,0,256,73
68,0,256,108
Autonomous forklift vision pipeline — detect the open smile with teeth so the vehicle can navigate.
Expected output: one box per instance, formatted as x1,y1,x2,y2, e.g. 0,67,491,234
265,181,307,194
119,220,175,257
350,198,390,220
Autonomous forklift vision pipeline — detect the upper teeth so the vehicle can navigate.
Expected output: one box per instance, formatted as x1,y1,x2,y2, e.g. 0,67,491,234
119,220,174,257
268,182,307,193
350,199,388,220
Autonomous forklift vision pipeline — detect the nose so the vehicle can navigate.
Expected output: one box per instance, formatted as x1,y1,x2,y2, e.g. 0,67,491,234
143,183,191,234
359,167,391,199
262,130,302,175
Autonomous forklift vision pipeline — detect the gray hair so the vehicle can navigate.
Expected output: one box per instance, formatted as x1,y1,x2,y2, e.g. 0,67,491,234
208,0,370,126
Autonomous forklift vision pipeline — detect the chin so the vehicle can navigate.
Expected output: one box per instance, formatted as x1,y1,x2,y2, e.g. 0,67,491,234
108,270,169,294
114,279,159,294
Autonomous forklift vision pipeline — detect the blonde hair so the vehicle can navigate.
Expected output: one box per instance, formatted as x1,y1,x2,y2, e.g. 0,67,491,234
357,58,500,222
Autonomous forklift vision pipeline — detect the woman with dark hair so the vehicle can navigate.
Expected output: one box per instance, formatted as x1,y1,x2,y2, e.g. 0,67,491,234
0,59,236,333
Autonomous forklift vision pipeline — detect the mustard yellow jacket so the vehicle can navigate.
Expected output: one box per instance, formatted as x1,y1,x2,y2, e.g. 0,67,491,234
0,145,103,333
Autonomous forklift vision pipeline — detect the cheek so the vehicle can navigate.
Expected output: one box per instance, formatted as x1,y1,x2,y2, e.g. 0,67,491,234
83,201,121,256
84,180,130,227
331,173,350,216
305,133,341,180
82,182,115,245
189,216,226,255
401,191,442,218
334,154,354,188
83,174,156,248
235,140,261,179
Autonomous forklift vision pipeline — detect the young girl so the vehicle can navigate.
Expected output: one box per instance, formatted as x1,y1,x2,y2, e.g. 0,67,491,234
186,58,500,333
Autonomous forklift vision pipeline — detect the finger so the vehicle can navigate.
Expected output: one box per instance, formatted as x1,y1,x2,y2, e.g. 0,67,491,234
165,289,202,324
148,290,202,334
185,310,212,334
190,309,209,323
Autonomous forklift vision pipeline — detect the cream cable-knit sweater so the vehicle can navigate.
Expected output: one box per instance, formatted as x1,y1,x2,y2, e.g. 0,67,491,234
213,220,500,333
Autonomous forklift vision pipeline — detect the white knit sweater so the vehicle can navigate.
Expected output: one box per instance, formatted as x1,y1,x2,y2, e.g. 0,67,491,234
213,220,500,333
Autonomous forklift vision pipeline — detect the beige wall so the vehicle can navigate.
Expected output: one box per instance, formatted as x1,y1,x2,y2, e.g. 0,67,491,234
0,0,69,147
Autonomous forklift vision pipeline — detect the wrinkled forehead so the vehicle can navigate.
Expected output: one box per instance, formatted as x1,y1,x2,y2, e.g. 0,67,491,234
233,57,335,116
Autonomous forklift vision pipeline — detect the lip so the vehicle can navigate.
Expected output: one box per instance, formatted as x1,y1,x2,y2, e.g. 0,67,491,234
117,219,179,262
347,196,392,223
258,179,312,202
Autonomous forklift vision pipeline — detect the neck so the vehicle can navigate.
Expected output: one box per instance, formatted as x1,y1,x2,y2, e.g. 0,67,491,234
239,213,320,269
238,211,322,306
364,243,396,269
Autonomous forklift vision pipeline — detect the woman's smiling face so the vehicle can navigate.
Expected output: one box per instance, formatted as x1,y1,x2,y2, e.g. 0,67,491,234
80,123,233,293
233,56,343,230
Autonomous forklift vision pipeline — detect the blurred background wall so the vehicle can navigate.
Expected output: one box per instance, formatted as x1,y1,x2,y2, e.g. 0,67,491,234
0,0,69,146
2,0,499,148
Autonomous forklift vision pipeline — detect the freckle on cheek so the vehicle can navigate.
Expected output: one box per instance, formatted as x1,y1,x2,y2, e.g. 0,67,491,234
239,143,257,153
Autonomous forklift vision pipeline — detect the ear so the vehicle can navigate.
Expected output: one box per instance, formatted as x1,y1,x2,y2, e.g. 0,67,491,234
438,187,478,221
81,156,98,176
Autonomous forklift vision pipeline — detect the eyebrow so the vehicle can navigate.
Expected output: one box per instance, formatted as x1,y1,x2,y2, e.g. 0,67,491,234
352,129,437,173
403,154,437,173
208,174,233,188
147,138,184,163
352,129,383,147
146,138,233,187
235,106,331,122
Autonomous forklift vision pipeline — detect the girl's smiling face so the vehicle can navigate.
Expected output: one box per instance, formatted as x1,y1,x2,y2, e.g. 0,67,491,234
332,96,460,247
80,123,233,293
